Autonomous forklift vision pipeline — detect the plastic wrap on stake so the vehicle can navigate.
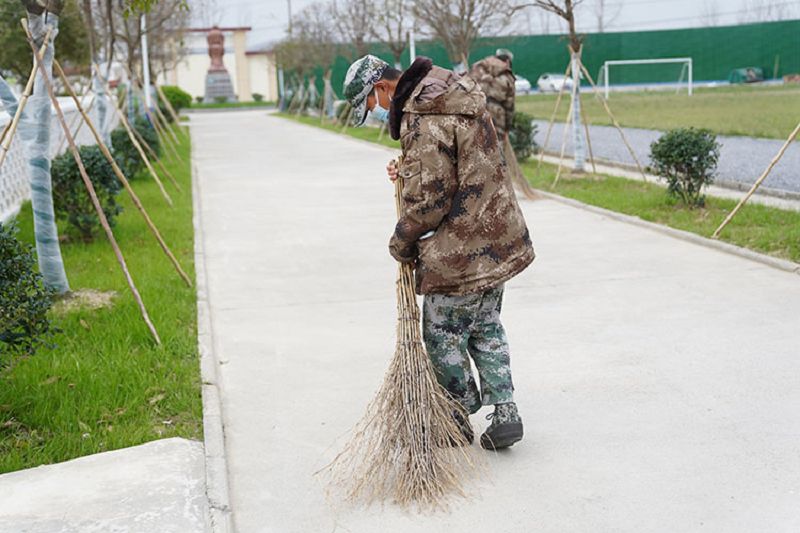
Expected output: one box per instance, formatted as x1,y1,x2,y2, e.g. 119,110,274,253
17,14,69,293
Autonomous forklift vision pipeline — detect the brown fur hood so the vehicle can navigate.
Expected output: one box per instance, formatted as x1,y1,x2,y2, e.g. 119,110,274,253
389,57,486,140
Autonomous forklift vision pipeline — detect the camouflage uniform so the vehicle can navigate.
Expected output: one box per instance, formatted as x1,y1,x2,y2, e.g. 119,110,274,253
388,59,535,295
469,56,516,139
423,284,513,414
384,57,534,410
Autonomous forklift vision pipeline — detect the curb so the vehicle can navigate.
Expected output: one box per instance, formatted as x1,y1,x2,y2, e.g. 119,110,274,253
192,155,235,533
533,188,800,276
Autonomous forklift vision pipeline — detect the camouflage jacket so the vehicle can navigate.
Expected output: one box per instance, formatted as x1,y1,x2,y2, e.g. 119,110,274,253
387,57,535,296
469,56,515,138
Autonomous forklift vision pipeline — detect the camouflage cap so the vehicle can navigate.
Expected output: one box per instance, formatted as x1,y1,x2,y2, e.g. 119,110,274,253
496,48,514,62
343,55,390,126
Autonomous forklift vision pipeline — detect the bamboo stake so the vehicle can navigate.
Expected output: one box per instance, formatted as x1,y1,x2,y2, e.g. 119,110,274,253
128,79,181,160
54,61,173,206
24,20,161,344
580,62,648,181
341,104,354,134
94,66,182,192
56,90,95,155
713,121,800,238
537,60,572,175
146,95,180,155
52,59,192,288
131,118,181,191
580,96,597,175
155,83,184,134
0,30,51,171
552,87,575,188
148,106,181,160
153,96,181,146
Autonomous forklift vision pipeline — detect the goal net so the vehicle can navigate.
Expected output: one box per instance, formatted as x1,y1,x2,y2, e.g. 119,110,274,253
598,58,693,98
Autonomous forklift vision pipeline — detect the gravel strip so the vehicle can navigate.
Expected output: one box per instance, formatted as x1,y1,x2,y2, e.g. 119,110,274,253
534,120,800,193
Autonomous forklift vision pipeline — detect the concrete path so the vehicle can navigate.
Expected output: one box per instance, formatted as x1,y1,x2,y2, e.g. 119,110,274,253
534,120,800,195
191,110,800,533
0,438,207,532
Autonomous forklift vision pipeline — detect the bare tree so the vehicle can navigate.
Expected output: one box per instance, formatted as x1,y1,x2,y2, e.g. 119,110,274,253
739,0,796,22
412,0,518,67
700,0,721,26
524,0,585,49
332,0,375,60
370,0,409,68
593,0,622,33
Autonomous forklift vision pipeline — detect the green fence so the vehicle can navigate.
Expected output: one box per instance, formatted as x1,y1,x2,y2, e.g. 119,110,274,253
299,18,800,97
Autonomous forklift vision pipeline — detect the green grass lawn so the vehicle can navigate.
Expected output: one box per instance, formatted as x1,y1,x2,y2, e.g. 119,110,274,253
517,84,800,140
0,131,201,473
190,100,274,110
278,112,800,264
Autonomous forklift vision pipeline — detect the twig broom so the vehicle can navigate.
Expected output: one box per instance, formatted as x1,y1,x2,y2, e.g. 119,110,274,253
320,171,482,509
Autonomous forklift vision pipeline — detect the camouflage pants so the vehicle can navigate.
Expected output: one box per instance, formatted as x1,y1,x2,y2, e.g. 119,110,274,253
422,285,514,414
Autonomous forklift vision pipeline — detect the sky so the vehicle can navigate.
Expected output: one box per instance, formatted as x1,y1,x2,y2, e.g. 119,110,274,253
189,0,798,49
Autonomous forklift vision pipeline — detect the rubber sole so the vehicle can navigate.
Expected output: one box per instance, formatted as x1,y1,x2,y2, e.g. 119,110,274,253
480,422,524,450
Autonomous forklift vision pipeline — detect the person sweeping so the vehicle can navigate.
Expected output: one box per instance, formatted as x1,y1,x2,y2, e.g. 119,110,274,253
343,55,535,450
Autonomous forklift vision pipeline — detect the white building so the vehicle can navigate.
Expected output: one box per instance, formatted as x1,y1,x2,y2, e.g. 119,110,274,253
158,26,279,103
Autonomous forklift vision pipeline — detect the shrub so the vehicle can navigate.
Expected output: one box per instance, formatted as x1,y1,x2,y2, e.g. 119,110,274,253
650,128,721,207
0,223,54,367
252,93,264,102
52,145,123,241
109,117,160,178
159,85,192,121
214,96,227,104
195,95,203,104
508,112,539,161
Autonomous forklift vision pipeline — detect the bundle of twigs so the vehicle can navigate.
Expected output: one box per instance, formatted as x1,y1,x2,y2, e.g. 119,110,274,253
321,175,481,509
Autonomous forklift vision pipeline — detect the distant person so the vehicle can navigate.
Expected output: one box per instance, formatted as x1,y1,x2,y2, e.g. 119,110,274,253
342,54,535,450
469,49,516,142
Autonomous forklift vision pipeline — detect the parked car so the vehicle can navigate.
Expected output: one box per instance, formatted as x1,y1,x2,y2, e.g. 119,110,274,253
536,73,574,92
515,75,532,95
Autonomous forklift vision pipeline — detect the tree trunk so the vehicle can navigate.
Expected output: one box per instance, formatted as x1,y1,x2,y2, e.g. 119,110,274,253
570,49,586,173
16,13,70,293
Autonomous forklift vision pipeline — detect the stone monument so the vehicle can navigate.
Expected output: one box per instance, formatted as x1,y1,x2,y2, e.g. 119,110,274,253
203,26,237,103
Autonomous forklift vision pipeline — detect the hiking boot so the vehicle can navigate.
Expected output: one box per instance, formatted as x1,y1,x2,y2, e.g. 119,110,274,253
449,409,474,446
480,402,523,450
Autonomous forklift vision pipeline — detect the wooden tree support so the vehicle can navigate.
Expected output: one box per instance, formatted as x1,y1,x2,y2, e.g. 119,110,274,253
580,63,648,181
341,104,354,134
155,83,186,138
0,30,51,171
713,121,800,239
93,66,182,192
24,20,161,345
153,98,180,146
536,61,572,175
552,82,576,189
52,61,174,207
51,59,192,288
56,88,95,155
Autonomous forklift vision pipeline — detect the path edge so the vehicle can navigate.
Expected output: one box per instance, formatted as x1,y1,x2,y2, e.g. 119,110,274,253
533,188,800,275
192,154,235,533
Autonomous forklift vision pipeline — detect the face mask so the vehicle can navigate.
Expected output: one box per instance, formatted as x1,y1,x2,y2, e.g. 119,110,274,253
371,104,389,124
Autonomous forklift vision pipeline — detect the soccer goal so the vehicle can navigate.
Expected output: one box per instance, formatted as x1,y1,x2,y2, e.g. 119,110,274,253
599,58,693,98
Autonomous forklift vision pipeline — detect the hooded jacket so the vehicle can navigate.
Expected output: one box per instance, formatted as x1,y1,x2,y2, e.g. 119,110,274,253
388,57,535,295
469,56,516,138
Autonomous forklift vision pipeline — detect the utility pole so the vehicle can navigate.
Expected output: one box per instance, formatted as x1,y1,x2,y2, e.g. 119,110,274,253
287,0,293,35
141,14,152,109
